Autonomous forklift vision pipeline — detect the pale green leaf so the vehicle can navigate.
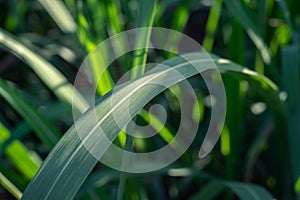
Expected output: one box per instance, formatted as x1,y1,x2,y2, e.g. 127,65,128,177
0,172,22,199
0,28,88,114
38,0,77,33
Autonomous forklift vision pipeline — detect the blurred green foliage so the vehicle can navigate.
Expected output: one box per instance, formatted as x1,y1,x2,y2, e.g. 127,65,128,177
0,0,299,199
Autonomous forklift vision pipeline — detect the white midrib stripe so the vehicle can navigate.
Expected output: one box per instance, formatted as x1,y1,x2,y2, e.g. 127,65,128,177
44,58,214,199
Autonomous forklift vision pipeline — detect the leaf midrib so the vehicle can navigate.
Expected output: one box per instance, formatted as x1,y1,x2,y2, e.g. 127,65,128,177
44,58,214,199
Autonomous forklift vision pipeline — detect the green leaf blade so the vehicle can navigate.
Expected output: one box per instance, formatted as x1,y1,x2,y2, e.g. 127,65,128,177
22,53,283,200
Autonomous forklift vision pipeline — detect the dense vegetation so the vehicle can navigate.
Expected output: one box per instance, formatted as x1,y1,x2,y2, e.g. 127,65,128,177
0,0,299,199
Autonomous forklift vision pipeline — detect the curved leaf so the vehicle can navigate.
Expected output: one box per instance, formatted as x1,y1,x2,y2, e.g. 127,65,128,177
22,53,284,199
38,0,77,33
0,28,88,113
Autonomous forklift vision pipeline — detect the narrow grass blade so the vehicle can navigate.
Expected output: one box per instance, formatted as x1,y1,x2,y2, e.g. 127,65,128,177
221,53,290,193
131,0,157,78
22,52,283,200
85,0,106,40
87,50,115,96
281,44,300,198
121,0,157,148
164,0,190,58
104,0,128,74
276,0,295,42
38,0,77,33
170,0,189,32
0,28,88,113
77,6,118,144
0,123,40,180
76,7,115,96
0,172,22,199
223,19,245,178
105,0,123,35
0,79,60,148
203,0,223,51
224,0,271,64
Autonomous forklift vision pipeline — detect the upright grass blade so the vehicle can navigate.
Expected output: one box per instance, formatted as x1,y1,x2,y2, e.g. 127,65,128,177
104,3,125,39
224,0,271,64
77,10,97,52
119,2,157,196
75,2,125,119
0,79,60,148
22,53,284,200
191,181,274,200
131,0,157,78
0,28,89,113
86,49,115,96
38,0,77,33
76,4,115,96
203,0,223,51
0,172,22,199
269,23,291,56
225,53,290,196
0,123,40,180
276,0,295,43
170,0,189,32
105,0,123,35
163,0,190,58
104,0,128,73
129,0,173,132
119,0,157,147
223,19,245,179
85,0,106,40
281,44,300,199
